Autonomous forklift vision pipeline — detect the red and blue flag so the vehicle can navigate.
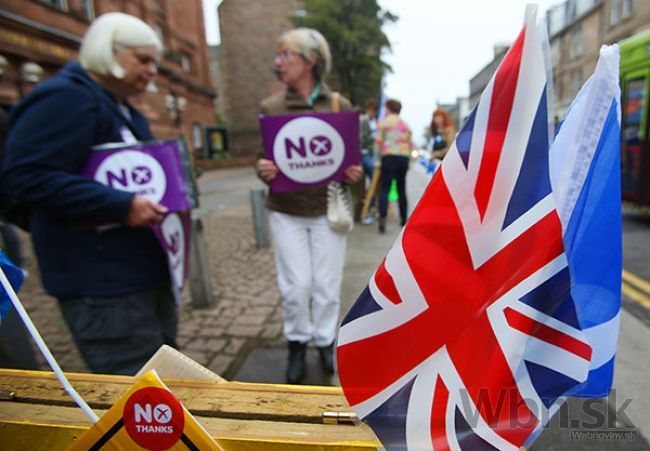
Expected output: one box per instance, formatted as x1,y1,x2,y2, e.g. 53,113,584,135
337,8,621,450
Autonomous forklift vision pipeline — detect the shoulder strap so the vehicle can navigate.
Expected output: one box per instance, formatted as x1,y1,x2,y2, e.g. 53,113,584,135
331,92,340,113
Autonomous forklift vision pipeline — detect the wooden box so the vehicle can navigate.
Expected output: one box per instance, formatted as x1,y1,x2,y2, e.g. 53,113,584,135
0,369,381,450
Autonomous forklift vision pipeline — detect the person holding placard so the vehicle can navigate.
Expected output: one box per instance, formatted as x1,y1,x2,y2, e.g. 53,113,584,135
1,13,176,376
256,28,362,384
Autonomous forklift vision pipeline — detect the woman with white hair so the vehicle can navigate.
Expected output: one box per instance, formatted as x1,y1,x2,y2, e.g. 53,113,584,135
1,13,175,375
256,28,363,384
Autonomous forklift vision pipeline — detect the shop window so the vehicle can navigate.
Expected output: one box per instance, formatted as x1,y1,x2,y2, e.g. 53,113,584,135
38,0,68,10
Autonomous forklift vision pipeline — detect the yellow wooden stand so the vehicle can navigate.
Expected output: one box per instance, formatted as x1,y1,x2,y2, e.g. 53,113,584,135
360,169,381,220
0,369,380,450
360,169,398,223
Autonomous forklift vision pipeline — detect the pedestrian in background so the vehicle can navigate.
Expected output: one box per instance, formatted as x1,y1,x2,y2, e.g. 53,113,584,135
256,28,362,384
429,107,456,160
375,98,413,233
360,99,378,224
1,13,175,376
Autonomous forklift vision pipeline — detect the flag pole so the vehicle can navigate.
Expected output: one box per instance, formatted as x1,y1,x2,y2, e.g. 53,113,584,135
0,267,99,423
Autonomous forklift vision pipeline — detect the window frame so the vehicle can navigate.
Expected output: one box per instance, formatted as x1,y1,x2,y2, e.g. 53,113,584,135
610,0,622,25
622,0,634,19
37,0,68,11
180,52,193,74
569,26,584,59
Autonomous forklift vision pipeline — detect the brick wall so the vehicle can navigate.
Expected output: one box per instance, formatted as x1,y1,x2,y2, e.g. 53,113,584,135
217,0,300,157
0,0,216,159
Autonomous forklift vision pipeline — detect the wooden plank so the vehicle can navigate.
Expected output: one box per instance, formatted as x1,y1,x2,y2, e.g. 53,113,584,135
360,169,381,219
0,403,381,450
0,369,351,423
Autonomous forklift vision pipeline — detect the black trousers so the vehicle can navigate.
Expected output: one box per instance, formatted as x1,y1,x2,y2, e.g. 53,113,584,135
0,308,39,370
378,155,409,223
59,283,177,376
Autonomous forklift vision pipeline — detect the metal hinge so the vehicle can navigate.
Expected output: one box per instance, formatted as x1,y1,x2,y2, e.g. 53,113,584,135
322,411,358,425
0,389,15,401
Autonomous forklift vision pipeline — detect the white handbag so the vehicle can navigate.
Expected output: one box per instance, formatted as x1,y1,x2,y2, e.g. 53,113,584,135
326,92,354,233
326,181,354,233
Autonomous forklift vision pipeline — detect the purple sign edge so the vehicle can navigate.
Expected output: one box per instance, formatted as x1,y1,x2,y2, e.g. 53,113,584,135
152,210,192,291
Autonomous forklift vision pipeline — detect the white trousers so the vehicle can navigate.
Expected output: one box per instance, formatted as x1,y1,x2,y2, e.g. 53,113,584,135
269,211,347,347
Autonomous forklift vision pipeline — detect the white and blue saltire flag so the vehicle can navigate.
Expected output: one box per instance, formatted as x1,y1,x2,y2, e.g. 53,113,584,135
0,249,25,325
549,44,622,398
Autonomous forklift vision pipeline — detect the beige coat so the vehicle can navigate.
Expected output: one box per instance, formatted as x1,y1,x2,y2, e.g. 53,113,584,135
258,83,352,217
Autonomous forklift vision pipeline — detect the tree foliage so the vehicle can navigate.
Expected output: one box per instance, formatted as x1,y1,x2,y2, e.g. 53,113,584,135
290,0,397,107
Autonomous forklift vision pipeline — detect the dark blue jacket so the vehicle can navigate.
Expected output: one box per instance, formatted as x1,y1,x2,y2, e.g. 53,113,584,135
2,61,168,298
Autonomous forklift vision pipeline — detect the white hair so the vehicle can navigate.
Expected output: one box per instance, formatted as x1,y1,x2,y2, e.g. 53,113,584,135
278,28,331,81
79,12,162,79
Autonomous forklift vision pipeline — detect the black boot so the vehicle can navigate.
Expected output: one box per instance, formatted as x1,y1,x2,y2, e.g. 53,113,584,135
378,217,386,234
286,341,307,384
317,343,335,374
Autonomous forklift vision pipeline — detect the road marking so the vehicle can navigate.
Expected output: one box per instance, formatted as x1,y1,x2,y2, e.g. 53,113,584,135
621,269,650,309
622,269,650,294
622,282,650,308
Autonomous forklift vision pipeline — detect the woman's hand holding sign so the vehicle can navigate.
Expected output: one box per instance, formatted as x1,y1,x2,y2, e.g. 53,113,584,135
343,164,363,184
126,196,168,227
257,158,279,183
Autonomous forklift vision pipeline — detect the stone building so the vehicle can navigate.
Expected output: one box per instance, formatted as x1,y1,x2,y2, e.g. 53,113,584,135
216,0,302,157
463,0,649,123
604,0,650,44
0,0,216,160
547,0,603,118
548,0,650,118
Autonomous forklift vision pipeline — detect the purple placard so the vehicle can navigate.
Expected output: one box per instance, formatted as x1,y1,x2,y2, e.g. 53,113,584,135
81,140,191,212
152,210,191,291
260,110,360,193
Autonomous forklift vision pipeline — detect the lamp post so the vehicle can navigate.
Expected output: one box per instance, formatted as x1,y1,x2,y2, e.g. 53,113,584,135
165,92,187,128
0,56,45,100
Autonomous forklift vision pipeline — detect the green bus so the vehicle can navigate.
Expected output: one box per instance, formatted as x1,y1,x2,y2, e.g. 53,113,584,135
620,29,650,208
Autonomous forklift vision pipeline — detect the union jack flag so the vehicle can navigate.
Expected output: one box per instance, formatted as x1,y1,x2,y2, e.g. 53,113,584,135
336,10,620,450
